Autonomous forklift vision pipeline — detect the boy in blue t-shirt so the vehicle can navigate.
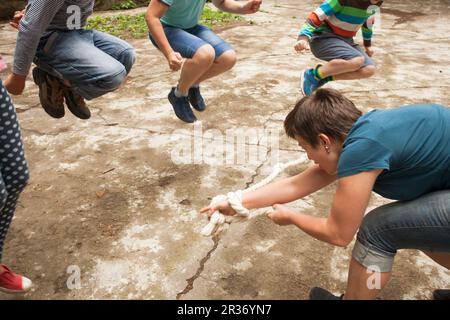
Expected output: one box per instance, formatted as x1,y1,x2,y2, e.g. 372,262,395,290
202,88,450,300
146,0,262,123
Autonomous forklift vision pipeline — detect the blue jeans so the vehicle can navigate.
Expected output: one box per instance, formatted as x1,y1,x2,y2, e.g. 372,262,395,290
353,190,450,272
34,29,136,100
149,24,233,59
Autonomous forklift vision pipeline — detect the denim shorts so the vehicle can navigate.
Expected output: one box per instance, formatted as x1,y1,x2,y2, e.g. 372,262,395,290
352,190,450,272
149,24,233,59
309,32,374,67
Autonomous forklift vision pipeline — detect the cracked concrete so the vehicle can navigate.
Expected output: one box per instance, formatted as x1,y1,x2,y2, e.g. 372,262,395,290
0,0,449,300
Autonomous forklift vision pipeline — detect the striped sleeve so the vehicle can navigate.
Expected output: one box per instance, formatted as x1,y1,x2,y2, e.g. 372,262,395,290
362,16,374,47
13,0,66,76
299,0,342,38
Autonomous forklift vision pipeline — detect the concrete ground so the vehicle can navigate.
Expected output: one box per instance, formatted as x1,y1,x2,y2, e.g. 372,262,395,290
0,0,449,300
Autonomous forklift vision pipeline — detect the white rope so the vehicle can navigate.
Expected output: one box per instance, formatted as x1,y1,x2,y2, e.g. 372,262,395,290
201,159,304,237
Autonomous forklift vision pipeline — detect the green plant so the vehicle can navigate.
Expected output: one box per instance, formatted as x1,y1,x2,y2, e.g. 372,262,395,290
86,6,243,40
111,0,138,10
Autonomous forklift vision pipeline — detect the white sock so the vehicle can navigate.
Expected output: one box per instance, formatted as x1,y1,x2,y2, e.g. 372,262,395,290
174,86,188,98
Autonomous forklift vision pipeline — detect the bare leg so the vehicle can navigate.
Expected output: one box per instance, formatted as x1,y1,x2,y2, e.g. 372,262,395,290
422,251,450,270
335,65,376,80
344,257,391,300
178,44,215,95
195,50,237,84
318,57,365,77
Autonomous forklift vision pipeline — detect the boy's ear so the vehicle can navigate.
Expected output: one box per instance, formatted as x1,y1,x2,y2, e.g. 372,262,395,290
318,133,331,147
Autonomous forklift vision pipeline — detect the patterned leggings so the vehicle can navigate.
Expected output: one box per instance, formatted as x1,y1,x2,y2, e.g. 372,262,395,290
0,81,29,262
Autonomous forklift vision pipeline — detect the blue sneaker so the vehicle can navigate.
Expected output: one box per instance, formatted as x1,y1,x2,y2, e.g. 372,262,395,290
168,87,197,123
300,68,322,96
309,287,343,300
188,86,206,112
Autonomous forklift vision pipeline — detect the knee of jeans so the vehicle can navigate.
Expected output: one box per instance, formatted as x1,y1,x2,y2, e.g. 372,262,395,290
97,66,127,91
119,48,136,74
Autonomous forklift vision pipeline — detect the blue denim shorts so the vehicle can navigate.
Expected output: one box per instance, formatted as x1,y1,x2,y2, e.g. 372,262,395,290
309,32,374,67
353,190,450,272
149,24,233,59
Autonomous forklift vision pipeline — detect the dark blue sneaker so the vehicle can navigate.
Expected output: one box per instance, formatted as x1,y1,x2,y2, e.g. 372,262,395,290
309,287,343,300
168,87,197,123
188,86,206,112
433,289,450,300
300,68,322,96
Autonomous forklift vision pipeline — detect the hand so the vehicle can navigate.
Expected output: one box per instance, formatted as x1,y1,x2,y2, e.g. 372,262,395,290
267,204,294,226
201,200,237,218
294,36,310,53
10,10,25,30
365,46,374,57
240,0,262,14
4,73,27,95
167,51,183,71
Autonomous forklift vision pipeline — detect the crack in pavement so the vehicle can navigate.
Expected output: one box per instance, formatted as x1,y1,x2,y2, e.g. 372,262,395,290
174,110,282,300
176,235,220,300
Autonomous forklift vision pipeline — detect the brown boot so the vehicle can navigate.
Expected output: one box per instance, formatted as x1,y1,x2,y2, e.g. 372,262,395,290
63,87,91,120
32,67,65,118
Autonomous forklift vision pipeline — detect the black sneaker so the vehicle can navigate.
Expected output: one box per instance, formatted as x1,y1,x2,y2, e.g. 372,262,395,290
433,289,450,300
32,67,65,118
309,287,343,300
63,87,91,120
168,87,197,123
188,86,206,112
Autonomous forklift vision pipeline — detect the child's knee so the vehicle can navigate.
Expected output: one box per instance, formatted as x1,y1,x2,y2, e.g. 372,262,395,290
97,66,127,92
218,50,237,70
349,56,365,70
119,48,136,74
194,44,215,65
360,65,376,78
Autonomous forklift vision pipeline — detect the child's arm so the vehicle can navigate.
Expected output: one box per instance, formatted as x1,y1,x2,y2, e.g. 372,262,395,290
362,16,375,56
201,164,337,216
211,0,262,15
145,1,183,71
269,170,382,247
5,0,65,95
295,0,341,53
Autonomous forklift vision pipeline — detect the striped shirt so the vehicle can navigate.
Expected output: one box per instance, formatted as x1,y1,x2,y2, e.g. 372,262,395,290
13,0,94,76
299,0,383,47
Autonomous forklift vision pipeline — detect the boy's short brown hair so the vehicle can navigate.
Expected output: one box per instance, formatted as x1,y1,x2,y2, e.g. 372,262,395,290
284,89,362,147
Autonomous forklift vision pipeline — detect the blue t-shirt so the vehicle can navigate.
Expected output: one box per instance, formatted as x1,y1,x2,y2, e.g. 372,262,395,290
160,0,206,29
338,104,450,201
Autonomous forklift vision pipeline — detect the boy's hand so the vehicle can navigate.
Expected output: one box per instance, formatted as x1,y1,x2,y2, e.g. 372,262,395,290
365,46,374,57
10,10,25,30
268,204,294,226
240,0,262,14
167,51,183,71
201,200,237,218
4,73,27,95
294,36,310,53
